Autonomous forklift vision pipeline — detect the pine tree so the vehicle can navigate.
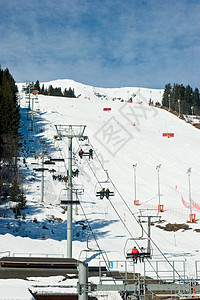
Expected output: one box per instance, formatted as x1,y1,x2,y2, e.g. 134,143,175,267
0,67,21,201
34,80,40,92
192,88,200,114
162,83,200,115
162,83,172,108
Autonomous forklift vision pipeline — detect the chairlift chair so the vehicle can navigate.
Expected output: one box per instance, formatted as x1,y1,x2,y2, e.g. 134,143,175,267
78,146,93,159
59,188,80,206
95,170,115,199
124,237,151,262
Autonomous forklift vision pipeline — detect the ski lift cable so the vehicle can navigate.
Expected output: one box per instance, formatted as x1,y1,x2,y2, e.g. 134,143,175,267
73,136,137,251
55,140,68,173
86,138,184,281
75,149,165,281
73,137,165,280
74,136,183,281
108,174,184,280
78,153,166,280
75,137,153,244
70,136,110,265
77,194,117,284
74,136,133,235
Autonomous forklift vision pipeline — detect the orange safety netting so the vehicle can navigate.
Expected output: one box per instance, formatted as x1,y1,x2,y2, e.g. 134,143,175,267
181,195,200,210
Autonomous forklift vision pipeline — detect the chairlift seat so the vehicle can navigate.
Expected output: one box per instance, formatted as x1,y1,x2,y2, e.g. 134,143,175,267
78,136,88,141
49,169,56,173
33,168,48,172
61,200,80,205
50,158,64,162
96,190,114,199
82,152,92,157
126,252,151,260
82,152,89,156
54,135,62,140
43,160,55,165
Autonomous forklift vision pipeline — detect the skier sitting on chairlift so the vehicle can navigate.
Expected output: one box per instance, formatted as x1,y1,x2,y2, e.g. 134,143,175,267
75,169,79,177
105,188,110,199
100,188,105,199
139,247,145,262
78,149,84,159
131,246,139,263
89,148,93,160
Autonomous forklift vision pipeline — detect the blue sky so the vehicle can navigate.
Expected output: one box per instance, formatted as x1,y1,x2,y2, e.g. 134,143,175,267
0,0,199,89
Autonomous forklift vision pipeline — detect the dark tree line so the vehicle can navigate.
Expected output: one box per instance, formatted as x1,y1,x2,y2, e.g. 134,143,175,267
34,80,76,98
0,67,20,162
162,83,200,115
0,67,26,216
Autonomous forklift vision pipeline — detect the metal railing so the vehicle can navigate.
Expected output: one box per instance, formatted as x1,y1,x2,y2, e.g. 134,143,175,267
98,259,187,283
12,253,64,258
0,251,11,258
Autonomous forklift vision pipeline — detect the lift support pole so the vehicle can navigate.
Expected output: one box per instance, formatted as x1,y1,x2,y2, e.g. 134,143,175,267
67,136,73,258
55,125,87,259
78,262,88,300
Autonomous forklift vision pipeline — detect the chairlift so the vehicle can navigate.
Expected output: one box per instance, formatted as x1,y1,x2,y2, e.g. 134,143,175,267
72,167,79,177
78,135,88,142
54,134,62,140
124,237,151,262
95,170,115,199
50,158,65,162
78,147,93,160
78,232,106,265
43,160,55,165
81,137,90,147
59,188,80,206
72,184,84,196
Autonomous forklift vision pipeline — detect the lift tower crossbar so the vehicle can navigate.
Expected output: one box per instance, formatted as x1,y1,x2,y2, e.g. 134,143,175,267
55,125,87,259
55,125,87,139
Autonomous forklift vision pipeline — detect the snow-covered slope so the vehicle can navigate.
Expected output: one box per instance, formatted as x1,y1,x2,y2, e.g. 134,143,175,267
1,79,200,296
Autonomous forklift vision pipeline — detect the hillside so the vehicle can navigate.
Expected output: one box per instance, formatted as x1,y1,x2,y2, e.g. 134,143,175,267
0,79,200,297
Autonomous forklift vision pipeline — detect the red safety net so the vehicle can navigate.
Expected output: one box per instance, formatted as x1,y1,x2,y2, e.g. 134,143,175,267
181,195,190,209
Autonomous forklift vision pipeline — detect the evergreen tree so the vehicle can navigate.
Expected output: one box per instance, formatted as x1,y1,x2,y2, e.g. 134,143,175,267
0,67,21,200
34,80,40,92
48,85,54,95
162,83,172,108
184,85,193,114
41,84,45,93
162,83,200,115
37,82,76,98
192,88,200,114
